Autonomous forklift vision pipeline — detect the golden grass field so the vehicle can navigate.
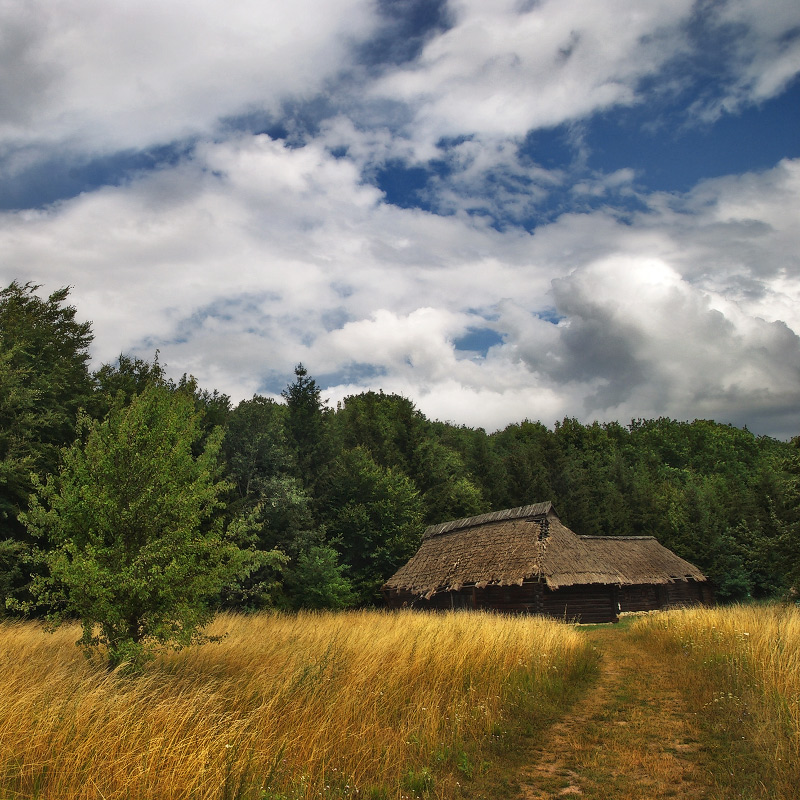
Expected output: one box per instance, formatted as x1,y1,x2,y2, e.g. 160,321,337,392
632,603,800,798
0,609,594,800
4,604,798,800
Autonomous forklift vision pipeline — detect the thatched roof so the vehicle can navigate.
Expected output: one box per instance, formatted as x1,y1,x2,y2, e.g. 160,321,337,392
383,503,706,599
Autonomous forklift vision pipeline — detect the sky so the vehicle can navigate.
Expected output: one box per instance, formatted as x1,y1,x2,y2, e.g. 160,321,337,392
1,0,799,439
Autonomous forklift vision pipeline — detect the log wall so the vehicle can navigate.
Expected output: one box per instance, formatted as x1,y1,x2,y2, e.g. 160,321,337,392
384,578,712,621
540,584,619,623
384,580,620,622
620,584,661,612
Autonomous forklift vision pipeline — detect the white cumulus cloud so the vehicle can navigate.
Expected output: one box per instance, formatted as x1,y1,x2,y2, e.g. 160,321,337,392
4,143,797,435
0,0,377,155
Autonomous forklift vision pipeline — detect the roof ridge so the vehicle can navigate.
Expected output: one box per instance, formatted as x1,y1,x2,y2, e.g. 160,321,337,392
579,535,657,540
423,502,555,539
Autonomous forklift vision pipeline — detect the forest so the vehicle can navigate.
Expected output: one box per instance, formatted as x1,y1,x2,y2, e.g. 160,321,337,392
2,280,799,625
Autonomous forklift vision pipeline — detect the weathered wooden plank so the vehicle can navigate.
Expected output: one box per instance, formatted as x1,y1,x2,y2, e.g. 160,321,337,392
384,577,710,621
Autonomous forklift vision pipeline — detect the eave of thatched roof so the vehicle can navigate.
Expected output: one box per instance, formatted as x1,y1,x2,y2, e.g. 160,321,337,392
542,532,707,588
383,502,707,598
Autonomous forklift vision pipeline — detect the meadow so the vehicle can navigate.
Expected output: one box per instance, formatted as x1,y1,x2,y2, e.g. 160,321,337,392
0,609,595,800
631,604,800,798
4,604,799,800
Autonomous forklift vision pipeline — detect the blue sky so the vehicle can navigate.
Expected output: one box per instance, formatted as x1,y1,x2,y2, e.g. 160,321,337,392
1,0,799,437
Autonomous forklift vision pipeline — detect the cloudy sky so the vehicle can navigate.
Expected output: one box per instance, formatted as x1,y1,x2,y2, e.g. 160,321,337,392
2,0,799,438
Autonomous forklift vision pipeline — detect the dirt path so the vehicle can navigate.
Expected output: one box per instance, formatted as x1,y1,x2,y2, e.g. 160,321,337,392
514,626,716,800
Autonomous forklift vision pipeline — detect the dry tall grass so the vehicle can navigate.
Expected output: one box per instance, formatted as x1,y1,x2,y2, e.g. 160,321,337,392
632,604,800,797
0,610,594,800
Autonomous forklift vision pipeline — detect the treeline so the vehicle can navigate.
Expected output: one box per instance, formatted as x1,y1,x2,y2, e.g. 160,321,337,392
2,281,799,616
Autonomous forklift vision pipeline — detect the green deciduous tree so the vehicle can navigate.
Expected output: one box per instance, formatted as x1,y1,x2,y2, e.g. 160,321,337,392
411,438,484,523
282,543,355,610
91,353,168,418
490,420,559,510
1,282,94,608
0,345,37,533
333,391,425,474
18,385,273,669
221,395,351,609
780,436,800,593
322,446,424,604
224,396,295,503
0,282,93,454
0,282,93,532
92,353,231,443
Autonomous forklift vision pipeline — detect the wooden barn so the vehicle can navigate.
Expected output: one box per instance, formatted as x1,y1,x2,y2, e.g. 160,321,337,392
382,502,712,623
